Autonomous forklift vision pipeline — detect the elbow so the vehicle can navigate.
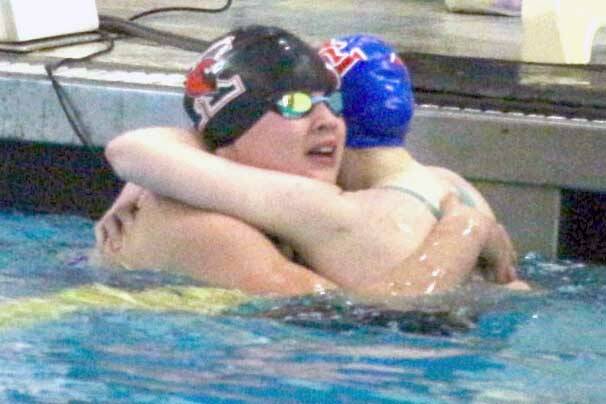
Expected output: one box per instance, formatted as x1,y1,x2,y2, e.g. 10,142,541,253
104,135,123,168
104,132,143,180
105,127,195,184
105,136,128,178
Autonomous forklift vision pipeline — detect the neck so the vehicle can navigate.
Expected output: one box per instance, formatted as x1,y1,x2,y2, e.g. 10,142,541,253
338,147,415,190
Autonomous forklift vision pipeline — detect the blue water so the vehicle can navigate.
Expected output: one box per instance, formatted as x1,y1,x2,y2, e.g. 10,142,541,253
1,210,605,403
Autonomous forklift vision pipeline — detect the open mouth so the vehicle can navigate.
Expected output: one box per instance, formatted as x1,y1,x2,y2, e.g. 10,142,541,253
306,142,338,165
308,144,335,156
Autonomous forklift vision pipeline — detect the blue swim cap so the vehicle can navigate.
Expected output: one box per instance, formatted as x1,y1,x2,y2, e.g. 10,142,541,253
319,34,414,148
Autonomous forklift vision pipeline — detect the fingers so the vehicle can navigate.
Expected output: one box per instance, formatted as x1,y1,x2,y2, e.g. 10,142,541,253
439,193,460,216
480,257,514,284
495,224,518,283
505,280,532,291
94,184,144,253
94,220,107,248
94,203,139,253
481,224,519,284
101,214,123,252
496,262,516,284
114,203,137,232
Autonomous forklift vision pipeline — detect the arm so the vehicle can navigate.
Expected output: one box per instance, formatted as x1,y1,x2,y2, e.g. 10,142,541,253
105,127,360,247
95,127,208,251
100,191,336,297
358,195,496,300
428,166,527,287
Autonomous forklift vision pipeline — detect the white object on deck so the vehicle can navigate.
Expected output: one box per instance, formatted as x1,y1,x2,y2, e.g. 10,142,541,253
521,0,606,64
0,0,99,42
444,0,521,16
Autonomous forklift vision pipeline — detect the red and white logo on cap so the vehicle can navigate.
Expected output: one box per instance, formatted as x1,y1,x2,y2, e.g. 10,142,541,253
319,39,367,79
390,52,405,66
185,35,246,130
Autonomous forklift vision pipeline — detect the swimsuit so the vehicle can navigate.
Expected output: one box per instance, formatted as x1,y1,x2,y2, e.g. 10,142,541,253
379,185,476,220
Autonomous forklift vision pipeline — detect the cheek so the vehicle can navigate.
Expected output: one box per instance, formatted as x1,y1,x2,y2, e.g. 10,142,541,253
231,134,295,171
228,116,310,171
258,122,307,155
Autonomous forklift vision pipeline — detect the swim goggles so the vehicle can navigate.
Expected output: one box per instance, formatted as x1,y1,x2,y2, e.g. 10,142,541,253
273,91,343,119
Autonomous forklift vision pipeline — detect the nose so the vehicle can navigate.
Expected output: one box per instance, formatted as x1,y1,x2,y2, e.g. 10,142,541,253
309,102,343,134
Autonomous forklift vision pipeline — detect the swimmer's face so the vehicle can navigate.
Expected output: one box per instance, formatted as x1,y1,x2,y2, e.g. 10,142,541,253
216,93,346,183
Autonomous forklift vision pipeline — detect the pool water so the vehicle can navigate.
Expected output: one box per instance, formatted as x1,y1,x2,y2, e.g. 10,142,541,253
1,210,605,403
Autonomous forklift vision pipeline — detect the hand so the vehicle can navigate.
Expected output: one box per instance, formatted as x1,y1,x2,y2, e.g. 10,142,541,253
478,222,519,284
94,183,145,252
441,194,519,285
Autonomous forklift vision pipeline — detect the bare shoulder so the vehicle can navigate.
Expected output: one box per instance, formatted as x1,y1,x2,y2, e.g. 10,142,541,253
427,166,495,218
427,166,466,183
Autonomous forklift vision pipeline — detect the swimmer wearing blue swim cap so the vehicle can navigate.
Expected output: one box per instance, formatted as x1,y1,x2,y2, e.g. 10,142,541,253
319,34,414,148
320,34,495,217
319,34,523,287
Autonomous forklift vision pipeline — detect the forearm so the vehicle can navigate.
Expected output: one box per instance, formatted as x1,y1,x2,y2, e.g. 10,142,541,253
228,259,337,297
105,128,225,208
363,206,490,299
105,127,355,245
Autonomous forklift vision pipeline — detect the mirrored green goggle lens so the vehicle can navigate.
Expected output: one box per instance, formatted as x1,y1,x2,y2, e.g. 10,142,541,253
275,91,343,119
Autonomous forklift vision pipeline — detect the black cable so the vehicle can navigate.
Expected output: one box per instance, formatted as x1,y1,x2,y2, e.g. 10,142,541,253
46,2,233,151
100,1,234,51
98,15,210,51
44,31,115,151
129,0,232,21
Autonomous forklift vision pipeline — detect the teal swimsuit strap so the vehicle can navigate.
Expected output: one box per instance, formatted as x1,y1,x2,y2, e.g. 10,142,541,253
379,185,443,220
455,186,477,208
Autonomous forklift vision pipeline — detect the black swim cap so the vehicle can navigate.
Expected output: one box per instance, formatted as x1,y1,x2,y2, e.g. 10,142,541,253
184,25,338,150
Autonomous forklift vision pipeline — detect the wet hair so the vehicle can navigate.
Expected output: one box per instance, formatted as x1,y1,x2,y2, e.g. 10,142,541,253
184,25,338,150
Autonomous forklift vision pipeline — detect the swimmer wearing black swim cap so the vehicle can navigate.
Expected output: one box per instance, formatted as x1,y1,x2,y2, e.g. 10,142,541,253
184,25,339,150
